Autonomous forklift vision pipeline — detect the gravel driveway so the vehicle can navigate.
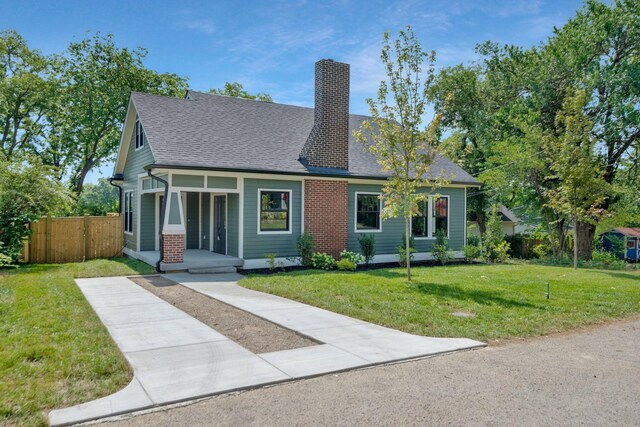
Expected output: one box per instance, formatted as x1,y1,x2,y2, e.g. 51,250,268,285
105,317,640,426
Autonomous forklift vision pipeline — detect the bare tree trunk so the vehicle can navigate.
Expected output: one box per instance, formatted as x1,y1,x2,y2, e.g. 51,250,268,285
573,215,578,270
575,221,595,261
405,216,411,282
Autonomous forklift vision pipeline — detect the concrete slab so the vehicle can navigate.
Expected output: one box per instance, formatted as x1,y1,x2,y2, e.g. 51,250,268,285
128,341,290,404
108,317,229,353
93,302,189,326
259,344,369,378
51,274,484,426
48,378,153,426
254,306,365,331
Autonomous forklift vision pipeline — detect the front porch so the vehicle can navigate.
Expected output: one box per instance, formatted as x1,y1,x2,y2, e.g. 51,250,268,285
131,249,244,272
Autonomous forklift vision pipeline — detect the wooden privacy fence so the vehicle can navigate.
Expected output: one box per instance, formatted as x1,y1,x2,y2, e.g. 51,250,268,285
23,215,123,263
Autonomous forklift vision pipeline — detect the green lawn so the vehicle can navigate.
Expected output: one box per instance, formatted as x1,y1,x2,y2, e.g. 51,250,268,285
240,264,640,342
0,258,155,427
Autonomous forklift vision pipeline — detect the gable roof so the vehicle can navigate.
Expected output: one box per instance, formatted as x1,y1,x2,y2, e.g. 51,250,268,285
611,227,640,238
125,90,480,185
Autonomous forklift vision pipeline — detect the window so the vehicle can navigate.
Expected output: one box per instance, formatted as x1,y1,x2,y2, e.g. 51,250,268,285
433,197,448,236
124,191,133,234
135,119,145,149
628,239,637,249
356,193,381,231
412,200,428,237
259,190,290,232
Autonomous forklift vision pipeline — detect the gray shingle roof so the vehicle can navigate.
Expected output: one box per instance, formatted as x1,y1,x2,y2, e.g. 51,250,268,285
131,91,480,185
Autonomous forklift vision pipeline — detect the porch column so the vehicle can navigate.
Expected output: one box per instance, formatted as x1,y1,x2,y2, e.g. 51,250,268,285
162,190,185,263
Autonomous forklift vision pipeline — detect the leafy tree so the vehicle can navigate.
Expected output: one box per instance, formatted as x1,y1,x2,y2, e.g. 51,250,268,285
0,155,72,261
43,33,188,195
209,82,273,102
0,30,53,159
482,205,511,262
543,90,610,269
355,26,446,281
76,178,118,215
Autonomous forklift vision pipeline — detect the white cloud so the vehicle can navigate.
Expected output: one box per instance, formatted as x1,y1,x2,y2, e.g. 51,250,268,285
183,18,216,35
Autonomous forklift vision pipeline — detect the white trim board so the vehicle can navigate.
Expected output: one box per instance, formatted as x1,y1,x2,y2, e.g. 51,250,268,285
354,192,383,233
256,188,293,235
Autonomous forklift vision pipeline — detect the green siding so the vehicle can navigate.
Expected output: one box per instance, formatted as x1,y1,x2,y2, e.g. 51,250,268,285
140,193,156,251
186,192,199,249
243,178,302,259
122,125,154,251
168,192,181,224
347,184,466,255
173,174,205,188
227,193,239,257
207,176,237,189
201,193,210,249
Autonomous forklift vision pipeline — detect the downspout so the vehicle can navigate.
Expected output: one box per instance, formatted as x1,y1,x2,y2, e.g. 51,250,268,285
147,169,169,273
108,174,124,213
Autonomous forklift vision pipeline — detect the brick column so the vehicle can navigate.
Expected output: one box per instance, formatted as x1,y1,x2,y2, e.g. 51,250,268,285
304,180,348,258
162,234,184,263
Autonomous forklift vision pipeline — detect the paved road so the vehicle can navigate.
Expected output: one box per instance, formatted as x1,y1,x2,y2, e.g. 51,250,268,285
107,318,640,427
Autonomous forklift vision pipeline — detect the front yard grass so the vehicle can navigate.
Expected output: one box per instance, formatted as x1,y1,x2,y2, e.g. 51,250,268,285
240,263,640,342
0,258,155,427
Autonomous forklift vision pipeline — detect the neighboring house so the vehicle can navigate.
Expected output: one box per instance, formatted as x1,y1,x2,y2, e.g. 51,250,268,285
601,228,640,261
111,59,480,272
468,206,520,239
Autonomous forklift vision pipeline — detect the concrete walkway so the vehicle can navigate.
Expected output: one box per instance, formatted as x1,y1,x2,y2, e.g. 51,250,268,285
49,274,484,426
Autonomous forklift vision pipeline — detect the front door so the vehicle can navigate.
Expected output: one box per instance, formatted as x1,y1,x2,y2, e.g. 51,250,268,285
186,192,200,249
213,195,226,254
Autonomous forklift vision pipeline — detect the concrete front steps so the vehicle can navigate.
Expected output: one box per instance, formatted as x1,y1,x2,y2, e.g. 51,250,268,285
188,266,237,274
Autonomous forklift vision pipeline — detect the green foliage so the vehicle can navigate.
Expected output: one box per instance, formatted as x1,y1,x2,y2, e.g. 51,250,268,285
0,156,72,261
264,253,284,272
397,233,417,267
76,178,118,215
602,235,625,259
336,258,357,271
432,229,453,265
532,243,551,259
354,26,447,281
340,250,364,265
47,33,188,194
358,233,376,266
463,244,481,263
467,233,480,247
0,242,13,266
482,205,511,263
209,82,273,102
296,232,315,267
311,252,335,270
590,250,625,269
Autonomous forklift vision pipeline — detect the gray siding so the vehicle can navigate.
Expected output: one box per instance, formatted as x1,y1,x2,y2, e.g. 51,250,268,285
140,193,156,251
227,193,239,257
122,126,154,251
201,193,210,249
207,176,237,189
173,174,205,188
243,178,302,259
347,184,466,255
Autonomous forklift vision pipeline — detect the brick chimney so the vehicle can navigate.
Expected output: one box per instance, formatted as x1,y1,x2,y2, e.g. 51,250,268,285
300,59,350,170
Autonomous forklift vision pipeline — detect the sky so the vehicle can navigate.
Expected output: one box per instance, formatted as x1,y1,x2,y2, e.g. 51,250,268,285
1,0,585,183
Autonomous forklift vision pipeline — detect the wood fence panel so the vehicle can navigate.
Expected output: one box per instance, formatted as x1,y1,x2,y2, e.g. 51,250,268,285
87,216,123,259
24,215,123,264
51,218,85,262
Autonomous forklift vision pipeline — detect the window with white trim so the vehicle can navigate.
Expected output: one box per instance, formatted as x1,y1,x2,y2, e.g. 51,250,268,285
433,196,448,236
135,119,145,149
124,191,133,234
412,199,428,237
356,193,381,231
260,190,290,232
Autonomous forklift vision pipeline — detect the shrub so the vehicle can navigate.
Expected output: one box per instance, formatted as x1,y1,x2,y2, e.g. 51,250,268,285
467,234,480,247
336,258,357,271
0,242,12,267
589,249,625,269
358,233,376,266
296,232,315,267
264,253,284,272
311,252,335,270
482,205,511,263
532,243,550,259
432,229,453,265
340,250,364,265
463,244,481,263
397,233,417,267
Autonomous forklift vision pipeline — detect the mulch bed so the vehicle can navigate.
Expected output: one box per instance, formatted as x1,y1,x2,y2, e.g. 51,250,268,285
129,275,318,354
